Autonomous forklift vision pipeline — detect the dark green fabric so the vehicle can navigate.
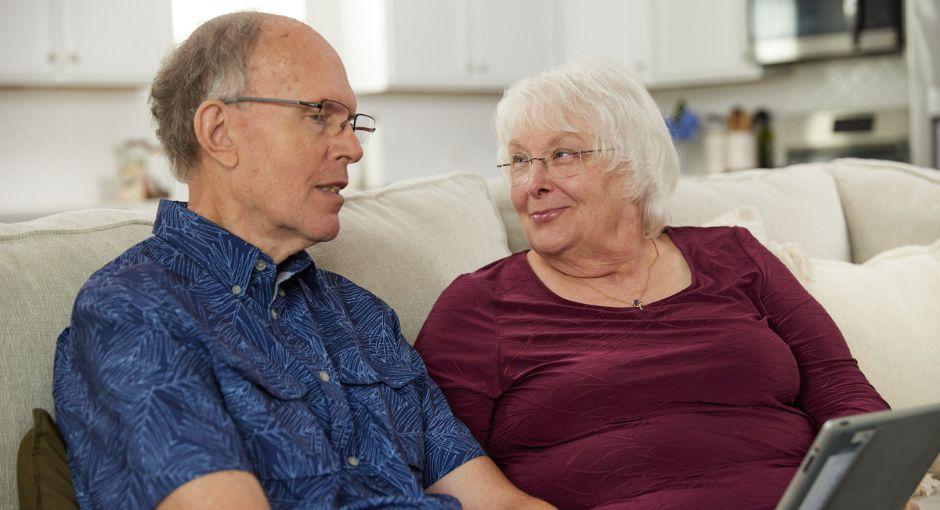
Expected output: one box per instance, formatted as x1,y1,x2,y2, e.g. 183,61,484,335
17,409,78,510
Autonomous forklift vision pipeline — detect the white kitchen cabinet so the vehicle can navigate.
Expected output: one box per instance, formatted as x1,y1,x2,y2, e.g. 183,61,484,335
0,0,57,79
332,0,558,93
648,0,761,86
0,0,172,87
560,0,652,82
558,0,760,88
469,0,558,89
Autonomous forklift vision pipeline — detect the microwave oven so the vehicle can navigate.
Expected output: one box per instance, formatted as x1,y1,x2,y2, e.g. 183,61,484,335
748,0,904,65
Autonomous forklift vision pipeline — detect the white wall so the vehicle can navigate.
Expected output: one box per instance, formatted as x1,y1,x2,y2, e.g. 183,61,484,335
0,54,911,221
651,55,908,119
353,93,501,188
0,88,164,219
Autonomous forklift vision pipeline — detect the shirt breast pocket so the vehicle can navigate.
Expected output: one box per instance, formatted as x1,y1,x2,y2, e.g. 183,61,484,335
212,338,341,481
337,353,426,480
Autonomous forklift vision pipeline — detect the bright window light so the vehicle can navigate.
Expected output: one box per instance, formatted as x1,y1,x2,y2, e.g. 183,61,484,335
171,0,306,42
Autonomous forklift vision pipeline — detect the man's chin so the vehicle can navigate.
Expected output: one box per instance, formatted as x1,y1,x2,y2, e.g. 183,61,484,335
305,220,341,245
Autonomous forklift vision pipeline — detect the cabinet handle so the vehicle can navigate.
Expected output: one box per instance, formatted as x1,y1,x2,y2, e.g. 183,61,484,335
47,52,57,63
70,53,80,64
741,48,755,63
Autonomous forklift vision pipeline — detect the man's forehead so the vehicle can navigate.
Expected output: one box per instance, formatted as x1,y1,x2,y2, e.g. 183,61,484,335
247,19,357,109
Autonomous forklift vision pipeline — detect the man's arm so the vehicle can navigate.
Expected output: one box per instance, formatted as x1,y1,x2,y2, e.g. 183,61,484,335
156,471,269,510
426,457,556,510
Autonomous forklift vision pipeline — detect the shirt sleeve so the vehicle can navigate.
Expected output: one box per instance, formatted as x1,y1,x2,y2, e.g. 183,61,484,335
733,227,890,428
383,303,485,488
414,276,502,450
53,278,253,509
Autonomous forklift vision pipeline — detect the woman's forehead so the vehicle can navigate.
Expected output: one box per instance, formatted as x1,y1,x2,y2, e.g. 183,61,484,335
508,129,589,150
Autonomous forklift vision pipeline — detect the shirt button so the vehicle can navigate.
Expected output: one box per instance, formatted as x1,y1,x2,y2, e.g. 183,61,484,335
231,285,242,295
347,456,359,467
254,260,267,271
270,309,279,320
318,371,330,382
278,288,286,297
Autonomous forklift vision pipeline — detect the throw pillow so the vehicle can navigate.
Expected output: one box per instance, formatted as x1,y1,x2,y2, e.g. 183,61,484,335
17,409,78,510
700,205,769,243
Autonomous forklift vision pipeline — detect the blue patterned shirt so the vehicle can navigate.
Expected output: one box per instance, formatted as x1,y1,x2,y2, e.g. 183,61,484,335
53,200,484,509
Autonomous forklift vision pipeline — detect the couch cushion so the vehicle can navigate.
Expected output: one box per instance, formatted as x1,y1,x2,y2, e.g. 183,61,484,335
488,164,851,261
309,173,510,343
827,158,940,263
0,209,155,509
669,164,850,261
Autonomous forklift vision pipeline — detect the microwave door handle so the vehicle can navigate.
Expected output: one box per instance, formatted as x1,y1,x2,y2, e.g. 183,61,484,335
844,0,861,48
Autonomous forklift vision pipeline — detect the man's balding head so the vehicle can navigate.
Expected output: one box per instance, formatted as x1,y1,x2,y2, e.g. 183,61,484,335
149,12,337,182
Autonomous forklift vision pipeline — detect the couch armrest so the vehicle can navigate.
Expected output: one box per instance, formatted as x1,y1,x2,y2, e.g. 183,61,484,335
826,159,940,263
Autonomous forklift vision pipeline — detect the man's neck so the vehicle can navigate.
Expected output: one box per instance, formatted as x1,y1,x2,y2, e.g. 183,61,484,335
187,174,308,265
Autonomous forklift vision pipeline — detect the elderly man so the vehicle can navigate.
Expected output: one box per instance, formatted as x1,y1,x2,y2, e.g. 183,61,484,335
52,12,552,510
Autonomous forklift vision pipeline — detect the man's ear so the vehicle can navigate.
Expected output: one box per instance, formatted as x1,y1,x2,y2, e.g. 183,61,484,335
193,99,239,168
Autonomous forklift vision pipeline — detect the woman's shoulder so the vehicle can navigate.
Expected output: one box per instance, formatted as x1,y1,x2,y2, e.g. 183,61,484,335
666,225,766,269
446,251,530,296
667,225,761,249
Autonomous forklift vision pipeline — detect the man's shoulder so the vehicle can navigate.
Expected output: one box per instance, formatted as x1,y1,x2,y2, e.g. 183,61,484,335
76,236,182,310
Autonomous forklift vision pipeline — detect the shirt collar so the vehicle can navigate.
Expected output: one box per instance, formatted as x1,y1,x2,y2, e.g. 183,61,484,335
152,200,312,291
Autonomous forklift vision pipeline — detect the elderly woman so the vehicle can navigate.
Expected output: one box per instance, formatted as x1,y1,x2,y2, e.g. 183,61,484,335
414,62,889,510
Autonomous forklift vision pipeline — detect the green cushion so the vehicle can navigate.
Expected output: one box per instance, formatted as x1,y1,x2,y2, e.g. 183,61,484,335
17,409,78,510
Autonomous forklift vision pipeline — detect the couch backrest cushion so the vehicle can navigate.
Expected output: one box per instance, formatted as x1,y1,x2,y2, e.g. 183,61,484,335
308,173,510,342
0,172,509,509
488,164,852,261
669,164,850,261
827,158,940,262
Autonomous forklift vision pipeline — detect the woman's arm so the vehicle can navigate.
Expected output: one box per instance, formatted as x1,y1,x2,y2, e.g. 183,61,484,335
414,276,503,448
733,227,889,428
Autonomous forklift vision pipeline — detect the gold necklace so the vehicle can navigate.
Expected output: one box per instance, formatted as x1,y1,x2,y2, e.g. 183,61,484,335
632,238,659,309
567,238,660,309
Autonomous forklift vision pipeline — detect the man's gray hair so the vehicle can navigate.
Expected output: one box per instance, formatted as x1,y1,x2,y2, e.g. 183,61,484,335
149,12,266,182
493,60,679,238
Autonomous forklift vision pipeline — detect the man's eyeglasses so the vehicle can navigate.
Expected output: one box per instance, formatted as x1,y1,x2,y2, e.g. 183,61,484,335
497,149,605,184
222,96,376,144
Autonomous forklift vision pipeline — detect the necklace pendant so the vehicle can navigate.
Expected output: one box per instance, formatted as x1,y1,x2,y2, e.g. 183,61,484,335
633,299,643,310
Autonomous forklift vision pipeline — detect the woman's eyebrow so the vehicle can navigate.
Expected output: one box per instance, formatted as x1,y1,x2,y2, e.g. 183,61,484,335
508,132,584,151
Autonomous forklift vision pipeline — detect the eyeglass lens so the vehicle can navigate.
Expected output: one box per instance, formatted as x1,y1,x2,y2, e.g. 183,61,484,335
507,152,585,183
320,99,375,144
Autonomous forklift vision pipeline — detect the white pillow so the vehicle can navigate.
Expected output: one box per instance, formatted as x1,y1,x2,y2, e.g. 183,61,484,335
700,205,769,244
796,241,940,411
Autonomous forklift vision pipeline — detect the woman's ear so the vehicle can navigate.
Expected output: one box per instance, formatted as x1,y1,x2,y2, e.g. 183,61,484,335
193,99,239,169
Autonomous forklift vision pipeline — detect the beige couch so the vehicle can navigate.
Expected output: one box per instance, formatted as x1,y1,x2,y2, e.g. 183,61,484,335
2,158,940,508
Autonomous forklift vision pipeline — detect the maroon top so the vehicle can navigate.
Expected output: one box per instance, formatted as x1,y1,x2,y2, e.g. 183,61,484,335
415,226,888,510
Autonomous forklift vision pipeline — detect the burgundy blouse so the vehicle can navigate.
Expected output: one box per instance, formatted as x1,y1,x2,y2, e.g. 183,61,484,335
415,226,888,510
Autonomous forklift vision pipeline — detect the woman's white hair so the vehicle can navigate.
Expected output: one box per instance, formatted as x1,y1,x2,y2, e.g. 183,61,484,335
493,60,678,237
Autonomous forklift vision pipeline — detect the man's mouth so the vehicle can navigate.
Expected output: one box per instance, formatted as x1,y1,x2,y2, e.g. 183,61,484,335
316,185,343,194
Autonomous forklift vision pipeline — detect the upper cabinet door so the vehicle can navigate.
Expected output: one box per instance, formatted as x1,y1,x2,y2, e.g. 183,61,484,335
648,0,760,86
386,0,468,88
559,0,651,82
470,0,558,88
62,0,173,85
0,0,58,80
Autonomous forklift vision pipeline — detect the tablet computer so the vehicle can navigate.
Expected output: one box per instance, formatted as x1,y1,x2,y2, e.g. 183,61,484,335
776,402,940,510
